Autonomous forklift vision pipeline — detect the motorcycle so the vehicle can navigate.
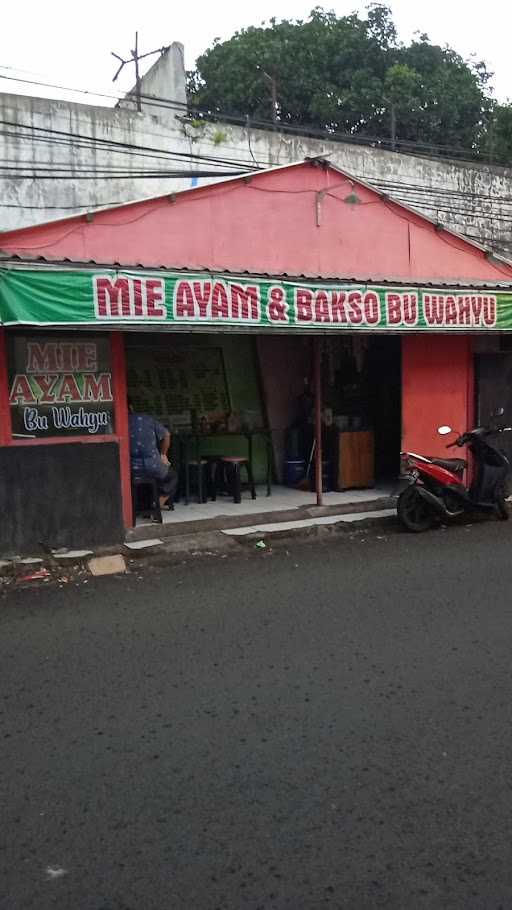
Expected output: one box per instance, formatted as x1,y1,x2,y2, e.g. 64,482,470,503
398,410,512,532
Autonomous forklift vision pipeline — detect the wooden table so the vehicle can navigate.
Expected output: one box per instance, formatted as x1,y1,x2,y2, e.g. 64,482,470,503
179,429,273,504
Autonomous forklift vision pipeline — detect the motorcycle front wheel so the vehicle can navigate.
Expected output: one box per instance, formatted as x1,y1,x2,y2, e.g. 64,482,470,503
495,484,509,521
397,486,434,532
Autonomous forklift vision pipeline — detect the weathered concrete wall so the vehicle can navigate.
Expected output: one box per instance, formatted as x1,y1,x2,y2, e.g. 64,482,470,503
117,42,187,114
1,46,511,260
0,43,189,228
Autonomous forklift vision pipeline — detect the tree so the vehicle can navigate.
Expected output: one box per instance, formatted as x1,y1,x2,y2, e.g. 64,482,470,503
394,39,491,150
383,63,421,147
481,104,512,166
366,2,397,48
188,7,392,134
187,5,499,159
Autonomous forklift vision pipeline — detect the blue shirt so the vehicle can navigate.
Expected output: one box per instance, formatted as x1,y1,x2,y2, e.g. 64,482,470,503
129,414,169,480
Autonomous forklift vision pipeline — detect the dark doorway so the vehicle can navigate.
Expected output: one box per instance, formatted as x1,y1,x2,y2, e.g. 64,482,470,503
320,335,402,488
476,353,512,465
369,336,402,481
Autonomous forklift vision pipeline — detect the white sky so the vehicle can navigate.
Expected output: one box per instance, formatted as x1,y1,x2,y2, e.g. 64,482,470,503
0,0,510,105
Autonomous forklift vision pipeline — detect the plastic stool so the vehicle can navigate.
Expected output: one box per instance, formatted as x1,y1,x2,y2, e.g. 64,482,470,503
131,475,162,525
219,456,256,504
184,459,209,504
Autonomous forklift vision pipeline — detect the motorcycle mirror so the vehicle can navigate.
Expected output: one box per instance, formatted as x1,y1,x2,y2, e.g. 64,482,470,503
438,425,452,435
492,407,505,418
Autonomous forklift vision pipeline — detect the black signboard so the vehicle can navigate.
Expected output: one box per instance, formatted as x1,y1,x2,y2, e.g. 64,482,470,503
8,334,115,439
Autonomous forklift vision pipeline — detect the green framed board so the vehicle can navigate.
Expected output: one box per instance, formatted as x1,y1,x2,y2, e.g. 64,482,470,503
126,345,230,428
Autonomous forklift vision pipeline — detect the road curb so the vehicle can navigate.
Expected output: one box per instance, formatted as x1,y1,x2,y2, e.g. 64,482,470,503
0,507,398,591
138,509,398,566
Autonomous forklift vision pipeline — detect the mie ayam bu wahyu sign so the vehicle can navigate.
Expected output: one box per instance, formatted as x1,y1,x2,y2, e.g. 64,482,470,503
0,270,507,330
94,275,499,329
8,338,113,437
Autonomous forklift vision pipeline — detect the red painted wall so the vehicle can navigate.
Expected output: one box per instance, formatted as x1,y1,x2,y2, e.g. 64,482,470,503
402,335,474,458
110,332,132,527
0,329,12,446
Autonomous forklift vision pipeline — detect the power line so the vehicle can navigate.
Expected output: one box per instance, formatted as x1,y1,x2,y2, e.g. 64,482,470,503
0,118,264,171
0,127,246,169
0,169,249,180
0,130,264,172
0,111,510,232
0,200,133,209
367,178,512,205
369,191,512,217
0,69,507,166
0,72,129,105
2,115,511,202
0,161,246,175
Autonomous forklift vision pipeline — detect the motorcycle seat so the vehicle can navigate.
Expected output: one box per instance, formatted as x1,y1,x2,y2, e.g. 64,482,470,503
428,457,467,474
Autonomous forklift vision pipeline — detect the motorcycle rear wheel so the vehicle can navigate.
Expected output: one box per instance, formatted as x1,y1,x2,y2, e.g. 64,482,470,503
398,487,434,532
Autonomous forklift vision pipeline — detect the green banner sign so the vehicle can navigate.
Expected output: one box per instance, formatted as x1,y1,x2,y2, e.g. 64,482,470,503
0,268,511,331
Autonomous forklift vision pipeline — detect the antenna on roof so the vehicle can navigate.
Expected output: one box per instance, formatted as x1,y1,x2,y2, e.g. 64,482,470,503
111,32,170,113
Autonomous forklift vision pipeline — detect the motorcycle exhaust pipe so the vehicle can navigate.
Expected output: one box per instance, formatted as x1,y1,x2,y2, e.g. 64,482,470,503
415,486,449,517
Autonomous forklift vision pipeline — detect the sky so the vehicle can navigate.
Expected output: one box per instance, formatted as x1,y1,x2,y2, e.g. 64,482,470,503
0,0,511,105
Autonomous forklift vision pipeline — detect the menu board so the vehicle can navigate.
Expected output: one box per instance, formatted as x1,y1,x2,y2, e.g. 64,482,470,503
127,346,230,427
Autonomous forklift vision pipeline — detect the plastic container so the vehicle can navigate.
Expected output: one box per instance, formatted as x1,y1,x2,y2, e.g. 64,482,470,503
284,459,306,487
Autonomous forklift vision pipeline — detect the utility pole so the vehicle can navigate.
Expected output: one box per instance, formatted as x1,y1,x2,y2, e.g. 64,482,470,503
257,66,279,126
111,32,170,113
390,103,396,152
265,72,278,127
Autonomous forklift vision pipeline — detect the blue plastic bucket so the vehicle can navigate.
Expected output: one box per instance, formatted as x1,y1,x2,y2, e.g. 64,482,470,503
284,459,306,486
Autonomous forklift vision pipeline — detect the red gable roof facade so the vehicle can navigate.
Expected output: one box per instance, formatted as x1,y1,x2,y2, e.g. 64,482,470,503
1,159,511,287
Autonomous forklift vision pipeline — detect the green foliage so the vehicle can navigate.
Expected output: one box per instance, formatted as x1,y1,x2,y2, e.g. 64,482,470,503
481,104,512,166
187,4,505,160
212,128,228,146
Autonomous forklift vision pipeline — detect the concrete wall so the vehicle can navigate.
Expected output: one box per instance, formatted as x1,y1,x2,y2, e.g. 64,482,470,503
117,43,187,114
0,46,511,261
0,44,188,228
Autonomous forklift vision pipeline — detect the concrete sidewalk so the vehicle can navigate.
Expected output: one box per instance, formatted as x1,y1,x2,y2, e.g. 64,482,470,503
124,498,398,565
0,488,398,586
127,484,398,543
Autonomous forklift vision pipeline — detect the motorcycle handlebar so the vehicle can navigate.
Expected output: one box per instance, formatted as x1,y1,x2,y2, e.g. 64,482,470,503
444,425,511,450
446,427,512,449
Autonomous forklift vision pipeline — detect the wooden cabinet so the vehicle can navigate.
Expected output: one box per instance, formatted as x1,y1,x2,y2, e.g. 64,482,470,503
337,431,375,490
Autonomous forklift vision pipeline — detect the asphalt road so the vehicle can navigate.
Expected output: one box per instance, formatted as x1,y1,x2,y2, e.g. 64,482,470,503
2,519,512,910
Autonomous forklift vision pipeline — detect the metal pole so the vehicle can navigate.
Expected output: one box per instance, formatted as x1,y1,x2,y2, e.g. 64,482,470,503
270,76,278,126
133,31,142,113
390,103,396,151
314,337,323,507
261,70,278,127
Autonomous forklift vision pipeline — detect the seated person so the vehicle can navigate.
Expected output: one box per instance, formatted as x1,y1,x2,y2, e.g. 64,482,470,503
128,401,178,510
